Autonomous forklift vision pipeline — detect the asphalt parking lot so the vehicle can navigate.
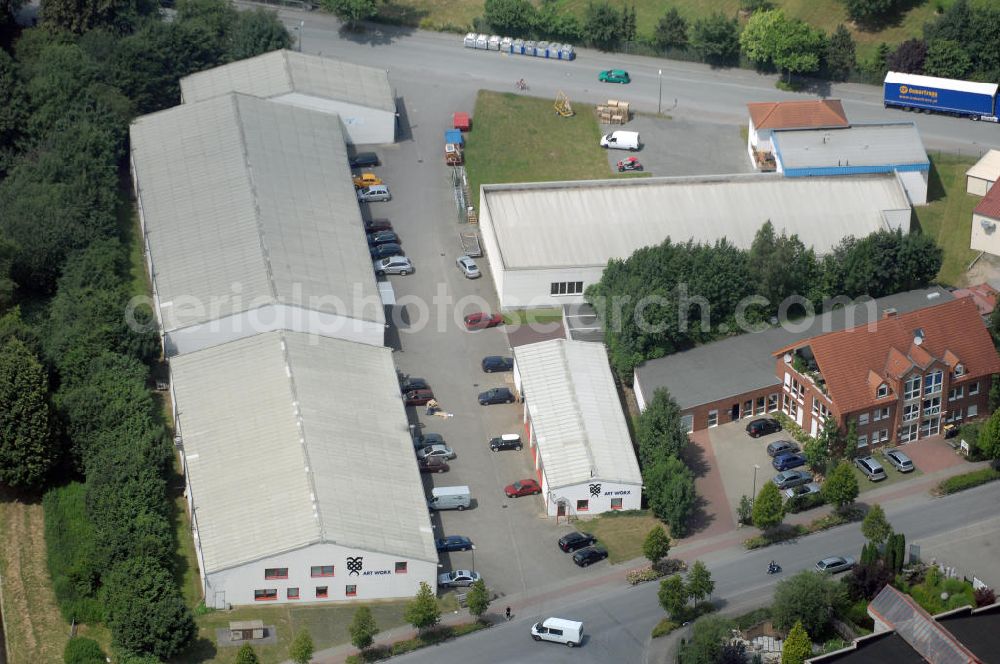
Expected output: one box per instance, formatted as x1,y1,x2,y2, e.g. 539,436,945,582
706,419,785,521
352,78,608,599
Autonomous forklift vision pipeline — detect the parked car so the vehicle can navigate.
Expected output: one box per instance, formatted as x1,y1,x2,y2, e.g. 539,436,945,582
598,69,630,84
353,173,383,189
531,618,584,648
481,356,514,373
815,555,855,574
479,387,515,405
412,431,445,449
617,156,642,172
464,312,503,330
855,456,887,481
489,434,522,451
403,389,435,406
373,256,412,276
356,184,391,202
456,255,481,279
558,531,597,553
885,449,914,473
504,478,542,498
572,546,609,567
364,218,392,233
436,536,473,553
416,444,455,461
772,452,807,471
349,152,380,169
418,457,449,473
438,569,481,588
370,243,403,260
772,469,813,490
766,439,800,457
783,482,821,500
400,377,429,392
747,417,781,438
367,230,400,246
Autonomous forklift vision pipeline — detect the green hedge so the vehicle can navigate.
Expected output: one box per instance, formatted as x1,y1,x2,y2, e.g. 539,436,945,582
651,618,678,638
346,623,489,663
786,493,826,514
936,468,1000,495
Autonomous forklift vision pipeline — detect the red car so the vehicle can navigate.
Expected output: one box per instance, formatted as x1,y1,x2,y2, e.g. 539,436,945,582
617,156,642,172
403,389,435,406
418,457,449,474
464,312,503,330
504,479,542,498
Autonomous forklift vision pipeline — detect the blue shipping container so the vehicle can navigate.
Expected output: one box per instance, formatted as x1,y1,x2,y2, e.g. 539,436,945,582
883,72,997,117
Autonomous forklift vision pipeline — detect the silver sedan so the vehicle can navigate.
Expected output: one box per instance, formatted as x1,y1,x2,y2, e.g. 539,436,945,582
456,255,481,279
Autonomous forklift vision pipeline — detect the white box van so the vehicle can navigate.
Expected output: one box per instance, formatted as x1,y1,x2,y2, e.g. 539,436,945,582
428,486,471,511
600,130,639,151
531,617,584,647
357,184,391,202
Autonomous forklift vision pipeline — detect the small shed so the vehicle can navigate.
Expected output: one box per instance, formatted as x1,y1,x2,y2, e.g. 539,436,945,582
229,620,265,642
967,149,1000,196
453,112,471,131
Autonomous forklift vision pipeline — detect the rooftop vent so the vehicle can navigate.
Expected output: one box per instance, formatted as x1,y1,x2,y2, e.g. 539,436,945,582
883,308,898,319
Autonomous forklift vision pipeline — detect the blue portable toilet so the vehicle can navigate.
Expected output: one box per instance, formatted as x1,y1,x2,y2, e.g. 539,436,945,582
445,129,464,146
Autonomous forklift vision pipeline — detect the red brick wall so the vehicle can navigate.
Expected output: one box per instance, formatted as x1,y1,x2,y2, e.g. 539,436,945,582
683,385,782,432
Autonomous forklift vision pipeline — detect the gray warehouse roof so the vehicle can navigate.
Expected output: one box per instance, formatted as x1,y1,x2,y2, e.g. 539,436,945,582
773,123,929,171
130,93,383,332
635,287,953,411
180,50,395,113
482,173,910,270
170,331,438,574
514,339,642,489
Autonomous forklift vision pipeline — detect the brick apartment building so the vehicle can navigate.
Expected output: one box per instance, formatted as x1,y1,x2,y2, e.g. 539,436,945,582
774,297,1000,450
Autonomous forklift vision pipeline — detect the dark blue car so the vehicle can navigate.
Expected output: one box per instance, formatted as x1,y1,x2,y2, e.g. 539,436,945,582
370,243,402,259
481,356,514,373
478,387,515,405
436,536,473,553
772,452,807,471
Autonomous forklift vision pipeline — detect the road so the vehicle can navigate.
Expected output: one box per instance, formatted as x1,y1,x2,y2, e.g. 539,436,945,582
262,5,1000,156
391,482,1000,664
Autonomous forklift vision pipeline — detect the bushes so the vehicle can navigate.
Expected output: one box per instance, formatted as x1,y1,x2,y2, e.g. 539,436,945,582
786,492,826,513
651,617,679,638
63,637,105,664
43,482,105,624
935,468,1000,495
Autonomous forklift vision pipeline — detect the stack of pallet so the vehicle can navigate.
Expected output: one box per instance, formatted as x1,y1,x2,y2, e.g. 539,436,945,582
597,99,629,125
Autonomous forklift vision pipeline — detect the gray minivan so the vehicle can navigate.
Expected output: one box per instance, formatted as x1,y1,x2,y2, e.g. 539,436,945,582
854,456,887,481
357,184,391,202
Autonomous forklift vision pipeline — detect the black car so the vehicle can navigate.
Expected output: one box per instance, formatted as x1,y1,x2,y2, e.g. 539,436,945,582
746,417,781,438
478,387,515,405
435,535,473,553
370,243,403,259
400,377,429,392
558,531,597,552
367,231,400,246
364,218,393,233
489,434,522,451
481,356,514,373
349,152,380,169
572,546,608,567
412,431,445,449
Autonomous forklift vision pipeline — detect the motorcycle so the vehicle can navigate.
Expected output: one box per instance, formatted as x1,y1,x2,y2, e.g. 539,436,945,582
766,562,782,575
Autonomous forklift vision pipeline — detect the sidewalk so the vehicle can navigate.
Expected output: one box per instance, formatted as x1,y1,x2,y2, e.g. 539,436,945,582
293,459,988,664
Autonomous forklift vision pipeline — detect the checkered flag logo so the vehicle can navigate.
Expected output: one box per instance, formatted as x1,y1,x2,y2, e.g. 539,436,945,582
346,556,364,576
589,483,601,497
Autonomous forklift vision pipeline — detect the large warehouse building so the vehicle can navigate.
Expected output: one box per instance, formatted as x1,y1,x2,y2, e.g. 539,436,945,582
130,93,386,357
170,331,438,608
512,339,642,517
479,173,913,310
179,50,397,145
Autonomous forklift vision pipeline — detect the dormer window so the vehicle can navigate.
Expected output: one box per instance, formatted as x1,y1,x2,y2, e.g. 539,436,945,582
876,383,889,399
954,364,965,377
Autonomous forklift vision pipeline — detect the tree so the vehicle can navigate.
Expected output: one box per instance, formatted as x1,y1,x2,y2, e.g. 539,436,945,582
657,574,687,619
235,643,260,664
404,581,441,632
319,0,377,28
825,24,856,81
740,10,825,81
861,503,892,545
643,525,671,564
846,559,893,600
737,494,753,525
583,1,623,50
289,628,315,664
484,0,535,36
465,578,491,622
782,620,812,664
752,481,784,531
644,455,696,537
979,407,1000,461
635,388,689,467
621,4,637,46
772,571,846,635
989,308,1000,350
805,417,836,471
887,38,928,74
748,222,818,316
686,560,715,603
653,7,688,51
924,39,971,79
843,0,897,28
675,615,737,663
348,606,379,652
0,339,56,490
690,13,740,65
822,461,859,510
533,0,583,43
41,0,158,34
991,375,1000,413
229,9,293,61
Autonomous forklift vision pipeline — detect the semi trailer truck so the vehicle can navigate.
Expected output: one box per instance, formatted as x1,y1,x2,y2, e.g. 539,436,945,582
883,71,999,122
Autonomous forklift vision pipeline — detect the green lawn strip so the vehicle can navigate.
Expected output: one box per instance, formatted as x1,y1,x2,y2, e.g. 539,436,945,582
745,506,863,549
578,510,663,564
934,467,1000,495
345,623,489,663
502,307,563,325
914,153,982,287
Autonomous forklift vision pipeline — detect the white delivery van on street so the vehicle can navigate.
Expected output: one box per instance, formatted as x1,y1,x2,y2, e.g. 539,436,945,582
531,617,584,647
599,130,640,151
428,486,472,511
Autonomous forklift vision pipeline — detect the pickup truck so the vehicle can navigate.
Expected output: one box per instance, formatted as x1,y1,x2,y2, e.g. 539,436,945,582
460,232,482,257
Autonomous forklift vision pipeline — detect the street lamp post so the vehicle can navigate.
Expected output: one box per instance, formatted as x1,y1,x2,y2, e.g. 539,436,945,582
657,69,663,115
752,464,760,504
470,545,476,573
295,20,304,53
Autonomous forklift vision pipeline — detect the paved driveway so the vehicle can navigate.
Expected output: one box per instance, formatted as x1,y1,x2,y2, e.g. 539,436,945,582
704,420,786,523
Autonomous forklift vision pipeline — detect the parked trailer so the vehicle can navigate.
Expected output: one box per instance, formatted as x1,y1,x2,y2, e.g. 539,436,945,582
460,232,482,257
883,71,999,122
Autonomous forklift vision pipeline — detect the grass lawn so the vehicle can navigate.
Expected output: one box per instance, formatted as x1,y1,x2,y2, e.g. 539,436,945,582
502,307,563,325
914,152,982,287
579,510,662,564
464,90,627,210
853,451,923,493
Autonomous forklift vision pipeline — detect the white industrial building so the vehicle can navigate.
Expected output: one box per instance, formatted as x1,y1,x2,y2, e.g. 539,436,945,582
170,330,438,608
130,93,385,357
746,99,849,169
771,123,930,205
479,173,913,309
966,149,1000,196
179,50,396,145
512,339,642,517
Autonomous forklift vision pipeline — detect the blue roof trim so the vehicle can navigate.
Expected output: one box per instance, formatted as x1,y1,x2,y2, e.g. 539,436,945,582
783,163,929,178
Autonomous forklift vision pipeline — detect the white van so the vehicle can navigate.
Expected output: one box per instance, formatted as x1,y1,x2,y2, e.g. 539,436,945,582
531,617,584,647
600,130,640,151
428,486,471,511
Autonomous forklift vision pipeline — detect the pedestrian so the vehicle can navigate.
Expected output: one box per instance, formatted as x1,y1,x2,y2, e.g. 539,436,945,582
505,606,512,621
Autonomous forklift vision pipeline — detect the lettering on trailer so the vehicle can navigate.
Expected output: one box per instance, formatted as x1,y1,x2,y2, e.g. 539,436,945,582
603,490,632,496
898,85,939,100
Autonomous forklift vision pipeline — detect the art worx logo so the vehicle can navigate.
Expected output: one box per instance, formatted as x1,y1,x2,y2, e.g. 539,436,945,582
589,483,602,497
346,556,364,576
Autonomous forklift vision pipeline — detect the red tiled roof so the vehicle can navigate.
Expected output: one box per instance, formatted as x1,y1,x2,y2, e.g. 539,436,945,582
747,99,849,130
776,298,1000,414
975,183,1000,219
953,282,998,317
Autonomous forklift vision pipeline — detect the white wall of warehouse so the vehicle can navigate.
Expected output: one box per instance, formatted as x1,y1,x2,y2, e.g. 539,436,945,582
274,92,396,145
971,212,1000,256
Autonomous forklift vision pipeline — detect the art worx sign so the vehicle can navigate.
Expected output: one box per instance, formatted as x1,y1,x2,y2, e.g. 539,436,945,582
346,555,393,577
588,483,632,497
